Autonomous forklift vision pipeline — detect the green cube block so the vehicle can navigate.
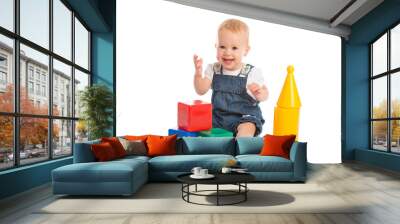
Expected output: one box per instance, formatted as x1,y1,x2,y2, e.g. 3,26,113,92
198,128,233,137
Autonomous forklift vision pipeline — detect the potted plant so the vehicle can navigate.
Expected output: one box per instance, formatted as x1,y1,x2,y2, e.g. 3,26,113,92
79,84,114,140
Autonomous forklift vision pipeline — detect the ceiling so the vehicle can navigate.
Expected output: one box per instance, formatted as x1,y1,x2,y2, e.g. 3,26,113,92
166,0,384,39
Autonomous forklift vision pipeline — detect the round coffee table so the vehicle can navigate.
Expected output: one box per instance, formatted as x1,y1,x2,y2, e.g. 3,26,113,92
177,172,255,206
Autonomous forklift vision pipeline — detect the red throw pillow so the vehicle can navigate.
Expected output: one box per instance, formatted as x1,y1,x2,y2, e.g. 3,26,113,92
101,137,127,158
259,134,296,159
91,142,117,161
146,135,177,157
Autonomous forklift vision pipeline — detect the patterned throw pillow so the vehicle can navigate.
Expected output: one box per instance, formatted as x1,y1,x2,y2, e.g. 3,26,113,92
118,137,147,156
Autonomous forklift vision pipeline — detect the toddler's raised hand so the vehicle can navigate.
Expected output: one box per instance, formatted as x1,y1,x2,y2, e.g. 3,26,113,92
248,83,261,94
247,83,267,101
193,54,203,77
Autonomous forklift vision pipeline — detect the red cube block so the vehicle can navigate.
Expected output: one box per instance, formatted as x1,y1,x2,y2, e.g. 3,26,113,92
178,100,212,132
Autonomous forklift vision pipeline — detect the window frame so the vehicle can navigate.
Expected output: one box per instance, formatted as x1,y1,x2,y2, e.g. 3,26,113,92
0,0,92,171
370,20,400,154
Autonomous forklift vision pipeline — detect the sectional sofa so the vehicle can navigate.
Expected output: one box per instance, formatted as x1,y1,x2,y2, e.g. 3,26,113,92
52,137,307,196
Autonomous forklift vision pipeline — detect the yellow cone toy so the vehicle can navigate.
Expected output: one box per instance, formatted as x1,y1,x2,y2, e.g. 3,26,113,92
273,65,301,140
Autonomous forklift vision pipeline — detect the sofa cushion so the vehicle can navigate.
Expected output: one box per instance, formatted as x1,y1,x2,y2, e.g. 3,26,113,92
236,137,263,155
148,154,235,172
179,137,235,155
115,155,150,163
236,155,293,172
74,139,100,163
53,159,147,183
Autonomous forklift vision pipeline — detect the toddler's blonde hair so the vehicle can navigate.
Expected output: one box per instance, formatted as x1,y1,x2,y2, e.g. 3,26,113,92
218,19,249,39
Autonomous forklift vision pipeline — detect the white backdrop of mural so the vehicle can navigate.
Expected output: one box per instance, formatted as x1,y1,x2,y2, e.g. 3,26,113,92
116,0,341,163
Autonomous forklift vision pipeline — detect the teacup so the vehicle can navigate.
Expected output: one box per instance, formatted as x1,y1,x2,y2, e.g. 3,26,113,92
191,167,202,176
199,169,208,176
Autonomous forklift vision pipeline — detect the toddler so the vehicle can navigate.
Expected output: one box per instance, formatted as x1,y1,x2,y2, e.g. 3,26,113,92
193,19,268,137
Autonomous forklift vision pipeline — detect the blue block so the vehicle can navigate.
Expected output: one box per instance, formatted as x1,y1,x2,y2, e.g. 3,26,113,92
168,128,198,137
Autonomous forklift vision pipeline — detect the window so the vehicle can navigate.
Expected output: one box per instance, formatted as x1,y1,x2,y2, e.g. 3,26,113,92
391,23,400,70
0,71,6,85
41,73,46,83
28,81,34,94
20,117,49,165
29,67,34,80
0,0,13,32
74,69,89,118
53,0,72,60
20,0,49,49
53,59,71,117
75,18,89,69
0,55,6,67
0,35,13,113
371,23,400,154
42,85,46,97
0,54,7,88
36,83,40,95
0,0,91,170
55,89,58,97
0,116,13,170
35,70,40,81
53,119,72,158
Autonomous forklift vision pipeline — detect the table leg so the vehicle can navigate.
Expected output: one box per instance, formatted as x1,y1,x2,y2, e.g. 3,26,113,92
195,184,197,192
187,184,190,202
217,184,219,206
245,183,247,201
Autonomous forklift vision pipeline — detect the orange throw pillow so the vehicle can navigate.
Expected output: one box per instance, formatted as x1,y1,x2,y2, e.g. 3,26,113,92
259,134,296,159
101,137,127,158
146,135,177,157
124,135,149,141
91,142,117,161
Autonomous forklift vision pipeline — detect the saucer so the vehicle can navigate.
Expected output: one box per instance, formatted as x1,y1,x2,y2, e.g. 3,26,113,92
190,174,215,179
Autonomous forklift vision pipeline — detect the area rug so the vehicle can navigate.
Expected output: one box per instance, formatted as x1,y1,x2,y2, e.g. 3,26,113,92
37,183,362,214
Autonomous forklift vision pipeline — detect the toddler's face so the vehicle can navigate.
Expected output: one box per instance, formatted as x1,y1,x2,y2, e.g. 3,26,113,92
216,29,249,71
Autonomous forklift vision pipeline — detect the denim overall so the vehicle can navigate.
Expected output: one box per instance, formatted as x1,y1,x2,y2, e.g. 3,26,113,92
211,63,265,136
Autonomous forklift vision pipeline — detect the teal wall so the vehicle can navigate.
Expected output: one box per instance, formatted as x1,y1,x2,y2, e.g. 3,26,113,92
0,158,72,199
92,33,114,88
91,0,116,135
343,0,400,171
0,0,116,200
